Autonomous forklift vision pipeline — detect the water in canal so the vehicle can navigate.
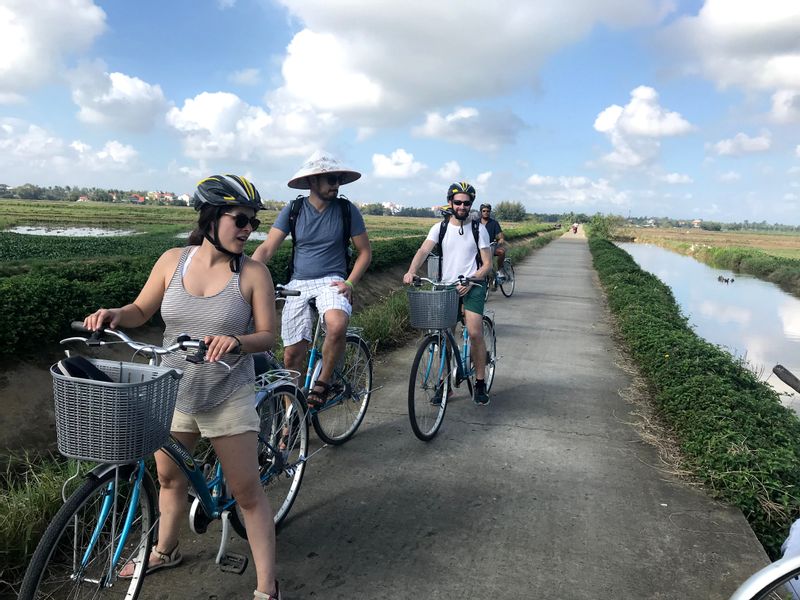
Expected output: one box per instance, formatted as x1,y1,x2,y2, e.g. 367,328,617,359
617,243,800,413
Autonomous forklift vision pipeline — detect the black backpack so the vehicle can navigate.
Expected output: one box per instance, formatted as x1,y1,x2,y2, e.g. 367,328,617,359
287,195,353,281
435,217,483,282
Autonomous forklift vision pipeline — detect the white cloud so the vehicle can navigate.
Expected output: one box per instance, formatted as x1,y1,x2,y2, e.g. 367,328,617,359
476,171,492,186
217,0,236,8
784,193,799,201
719,170,742,182
166,91,333,161
524,173,628,207
412,107,526,151
771,90,800,123
0,0,106,102
73,140,138,170
230,68,261,86
0,118,137,181
662,0,800,92
68,61,168,132
796,145,800,158
269,1,673,126
593,86,692,168
660,172,693,184
712,131,771,156
372,149,425,178
437,160,460,180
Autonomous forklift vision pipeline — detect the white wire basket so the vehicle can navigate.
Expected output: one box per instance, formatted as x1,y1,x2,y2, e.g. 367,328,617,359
407,287,459,329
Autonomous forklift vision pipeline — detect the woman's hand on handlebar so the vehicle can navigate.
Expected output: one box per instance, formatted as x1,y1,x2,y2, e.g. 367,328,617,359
203,334,240,363
84,308,122,332
402,271,417,285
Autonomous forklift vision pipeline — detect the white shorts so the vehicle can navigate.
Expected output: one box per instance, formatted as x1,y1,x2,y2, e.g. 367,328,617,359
281,276,352,347
170,384,259,438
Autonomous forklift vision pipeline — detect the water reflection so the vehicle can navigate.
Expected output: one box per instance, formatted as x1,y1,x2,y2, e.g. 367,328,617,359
9,226,137,237
618,243,800,413
175,231,268,241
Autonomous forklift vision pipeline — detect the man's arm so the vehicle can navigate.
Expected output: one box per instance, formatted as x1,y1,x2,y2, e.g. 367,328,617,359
346,232,372,286
251,226,288,264
403,239,437,284
475,247,493,279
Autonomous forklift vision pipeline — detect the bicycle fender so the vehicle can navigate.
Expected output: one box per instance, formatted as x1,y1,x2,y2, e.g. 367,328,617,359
86,462,140,481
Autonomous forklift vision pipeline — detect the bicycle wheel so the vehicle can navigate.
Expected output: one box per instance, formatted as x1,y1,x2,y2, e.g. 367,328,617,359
311,334,372,445
729,554,800,600
499,260,515,297
230,383,309,534
408,333,450,441
482,317,497,391
20,464,156,600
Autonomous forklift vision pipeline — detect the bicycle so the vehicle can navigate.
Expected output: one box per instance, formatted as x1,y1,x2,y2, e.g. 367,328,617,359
405,275,497,441
272,285,373,445
484,241,515,300
20,324,308,600
728,364,800,600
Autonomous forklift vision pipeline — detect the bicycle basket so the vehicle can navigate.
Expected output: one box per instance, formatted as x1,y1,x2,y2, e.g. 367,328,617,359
51,359,182,463
407,287,459,329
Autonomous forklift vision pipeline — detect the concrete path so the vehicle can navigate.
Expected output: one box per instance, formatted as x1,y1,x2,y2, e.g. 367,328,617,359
145,233,768,600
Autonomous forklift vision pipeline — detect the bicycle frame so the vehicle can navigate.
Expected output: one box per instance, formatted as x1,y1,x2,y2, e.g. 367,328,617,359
425,322,472,387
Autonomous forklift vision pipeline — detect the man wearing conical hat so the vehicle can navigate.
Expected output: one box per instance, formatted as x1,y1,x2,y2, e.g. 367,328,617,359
253,151,372,407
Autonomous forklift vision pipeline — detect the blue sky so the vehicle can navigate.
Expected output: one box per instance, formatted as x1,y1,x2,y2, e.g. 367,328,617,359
1,0,799,223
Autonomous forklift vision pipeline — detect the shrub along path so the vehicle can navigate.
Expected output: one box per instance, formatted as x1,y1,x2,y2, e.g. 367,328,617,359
140,231,767,600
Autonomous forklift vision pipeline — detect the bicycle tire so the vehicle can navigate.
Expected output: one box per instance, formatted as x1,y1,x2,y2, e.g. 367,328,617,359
408,333,450,441
729,554,800,600
20,464,156,600
311,334,372,445
229,383,309,535
499,260,515,297
482,317,497,392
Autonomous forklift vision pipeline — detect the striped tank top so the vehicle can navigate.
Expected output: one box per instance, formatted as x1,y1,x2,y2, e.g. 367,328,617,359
161,246,255,413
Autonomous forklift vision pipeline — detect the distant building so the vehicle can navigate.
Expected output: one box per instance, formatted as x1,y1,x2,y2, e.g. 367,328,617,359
692,219,702,228
178,193,191,205
77,195,89,202
382,201,403,215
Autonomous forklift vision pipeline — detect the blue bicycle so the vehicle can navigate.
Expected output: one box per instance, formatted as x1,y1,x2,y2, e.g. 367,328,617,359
19,324,308,600
406,276,497,441
272,285,373,445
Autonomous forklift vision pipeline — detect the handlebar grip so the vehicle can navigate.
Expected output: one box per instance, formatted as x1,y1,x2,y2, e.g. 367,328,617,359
774,364,800,394
71,321,92,333
275,286,301,297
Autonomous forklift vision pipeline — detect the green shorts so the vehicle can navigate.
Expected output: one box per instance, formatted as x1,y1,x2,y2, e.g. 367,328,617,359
460,282,486,316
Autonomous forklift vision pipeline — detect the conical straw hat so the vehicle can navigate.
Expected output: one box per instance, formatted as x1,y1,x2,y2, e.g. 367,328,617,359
287,150,361,190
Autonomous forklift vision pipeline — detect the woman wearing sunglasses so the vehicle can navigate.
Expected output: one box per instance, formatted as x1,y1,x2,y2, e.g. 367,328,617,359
83,174,282,600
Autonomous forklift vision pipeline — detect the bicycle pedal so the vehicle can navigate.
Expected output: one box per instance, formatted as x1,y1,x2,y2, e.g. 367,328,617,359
219,552,248,574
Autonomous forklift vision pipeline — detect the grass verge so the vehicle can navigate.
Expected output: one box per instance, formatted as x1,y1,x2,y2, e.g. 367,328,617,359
589,236,800,557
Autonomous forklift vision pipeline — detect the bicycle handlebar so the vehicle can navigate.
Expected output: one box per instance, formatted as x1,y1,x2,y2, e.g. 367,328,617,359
275,285,302,298
63,322,229,369
774,364,800,394
411,275,484,287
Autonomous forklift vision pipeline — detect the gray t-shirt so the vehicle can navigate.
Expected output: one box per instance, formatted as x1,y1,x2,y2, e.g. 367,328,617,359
273,197,367,280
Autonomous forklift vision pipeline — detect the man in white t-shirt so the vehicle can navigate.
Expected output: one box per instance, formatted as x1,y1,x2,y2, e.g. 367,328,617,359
403,182,493,404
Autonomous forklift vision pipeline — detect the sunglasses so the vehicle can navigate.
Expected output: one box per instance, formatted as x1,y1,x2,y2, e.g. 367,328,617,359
452,200,473,206
224,212,260,231
324,174,343,186
481,209,490,212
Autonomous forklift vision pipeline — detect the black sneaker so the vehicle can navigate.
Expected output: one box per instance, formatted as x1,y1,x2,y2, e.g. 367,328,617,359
473,384,490,406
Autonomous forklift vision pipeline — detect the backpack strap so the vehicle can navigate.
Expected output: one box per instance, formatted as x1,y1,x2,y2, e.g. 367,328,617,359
286,195,304,282
338,196,353,273
472,220,483,270
437,218,448,282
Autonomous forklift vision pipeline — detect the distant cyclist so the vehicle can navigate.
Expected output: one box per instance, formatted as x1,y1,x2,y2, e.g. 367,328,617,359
403,182,493,405
479,203,506,279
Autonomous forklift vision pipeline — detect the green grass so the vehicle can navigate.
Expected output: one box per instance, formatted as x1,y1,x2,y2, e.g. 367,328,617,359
589,236,800,558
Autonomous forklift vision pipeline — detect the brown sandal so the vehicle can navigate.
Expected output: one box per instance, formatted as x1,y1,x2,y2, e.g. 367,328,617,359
306,380,331,409
119,542,182,578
